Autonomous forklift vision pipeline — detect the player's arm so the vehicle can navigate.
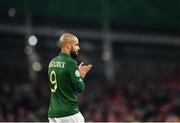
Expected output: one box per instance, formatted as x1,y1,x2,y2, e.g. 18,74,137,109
74,80,84,93
75,62,92,92
68,61,86,93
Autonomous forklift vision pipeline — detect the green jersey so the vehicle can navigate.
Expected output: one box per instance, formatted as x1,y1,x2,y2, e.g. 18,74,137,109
48,53,84,118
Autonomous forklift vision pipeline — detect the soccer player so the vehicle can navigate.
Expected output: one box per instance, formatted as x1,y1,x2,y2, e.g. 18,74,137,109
48,33,92,123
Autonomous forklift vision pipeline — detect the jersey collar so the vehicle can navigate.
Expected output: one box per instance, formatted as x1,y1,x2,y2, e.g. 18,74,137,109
59,52,71,57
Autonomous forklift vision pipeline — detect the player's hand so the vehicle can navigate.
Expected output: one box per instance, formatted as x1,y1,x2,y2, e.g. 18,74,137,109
79,62,92,78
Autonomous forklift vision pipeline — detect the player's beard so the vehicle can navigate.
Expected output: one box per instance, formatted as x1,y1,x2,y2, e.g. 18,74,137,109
70,49,78,59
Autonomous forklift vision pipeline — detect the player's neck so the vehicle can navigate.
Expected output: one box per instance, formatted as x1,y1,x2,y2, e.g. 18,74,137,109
61,49,70,56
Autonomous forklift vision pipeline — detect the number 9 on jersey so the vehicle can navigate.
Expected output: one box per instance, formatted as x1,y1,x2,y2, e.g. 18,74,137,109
50,71,57,92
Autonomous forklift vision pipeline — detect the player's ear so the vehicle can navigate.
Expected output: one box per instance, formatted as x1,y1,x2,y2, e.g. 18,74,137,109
66,43,71,49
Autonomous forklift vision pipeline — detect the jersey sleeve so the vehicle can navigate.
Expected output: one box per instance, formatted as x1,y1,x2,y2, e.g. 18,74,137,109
68,60,84,92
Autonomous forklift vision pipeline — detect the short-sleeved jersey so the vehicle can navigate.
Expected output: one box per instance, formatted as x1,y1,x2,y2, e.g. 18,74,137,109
48,53,84,118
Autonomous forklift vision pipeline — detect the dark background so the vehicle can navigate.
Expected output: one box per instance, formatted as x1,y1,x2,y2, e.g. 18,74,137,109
0,0,180,121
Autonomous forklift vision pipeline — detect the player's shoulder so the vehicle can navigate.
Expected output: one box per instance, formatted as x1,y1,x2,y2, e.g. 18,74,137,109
66,57,78,65
50,54,77,65
48,56,58,66
50,56,59,62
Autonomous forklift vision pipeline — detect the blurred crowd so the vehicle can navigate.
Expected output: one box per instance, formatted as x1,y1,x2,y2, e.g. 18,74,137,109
0,73,179,122
0,79,49,121
80,74,180,122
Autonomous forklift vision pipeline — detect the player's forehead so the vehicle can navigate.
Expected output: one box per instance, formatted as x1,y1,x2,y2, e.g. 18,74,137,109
74,37,79,44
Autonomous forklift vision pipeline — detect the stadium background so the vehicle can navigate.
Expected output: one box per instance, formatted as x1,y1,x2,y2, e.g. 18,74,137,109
0,0,180,121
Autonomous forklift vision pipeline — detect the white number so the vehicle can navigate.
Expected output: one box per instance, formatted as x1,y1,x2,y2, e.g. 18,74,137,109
50,71,57,92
